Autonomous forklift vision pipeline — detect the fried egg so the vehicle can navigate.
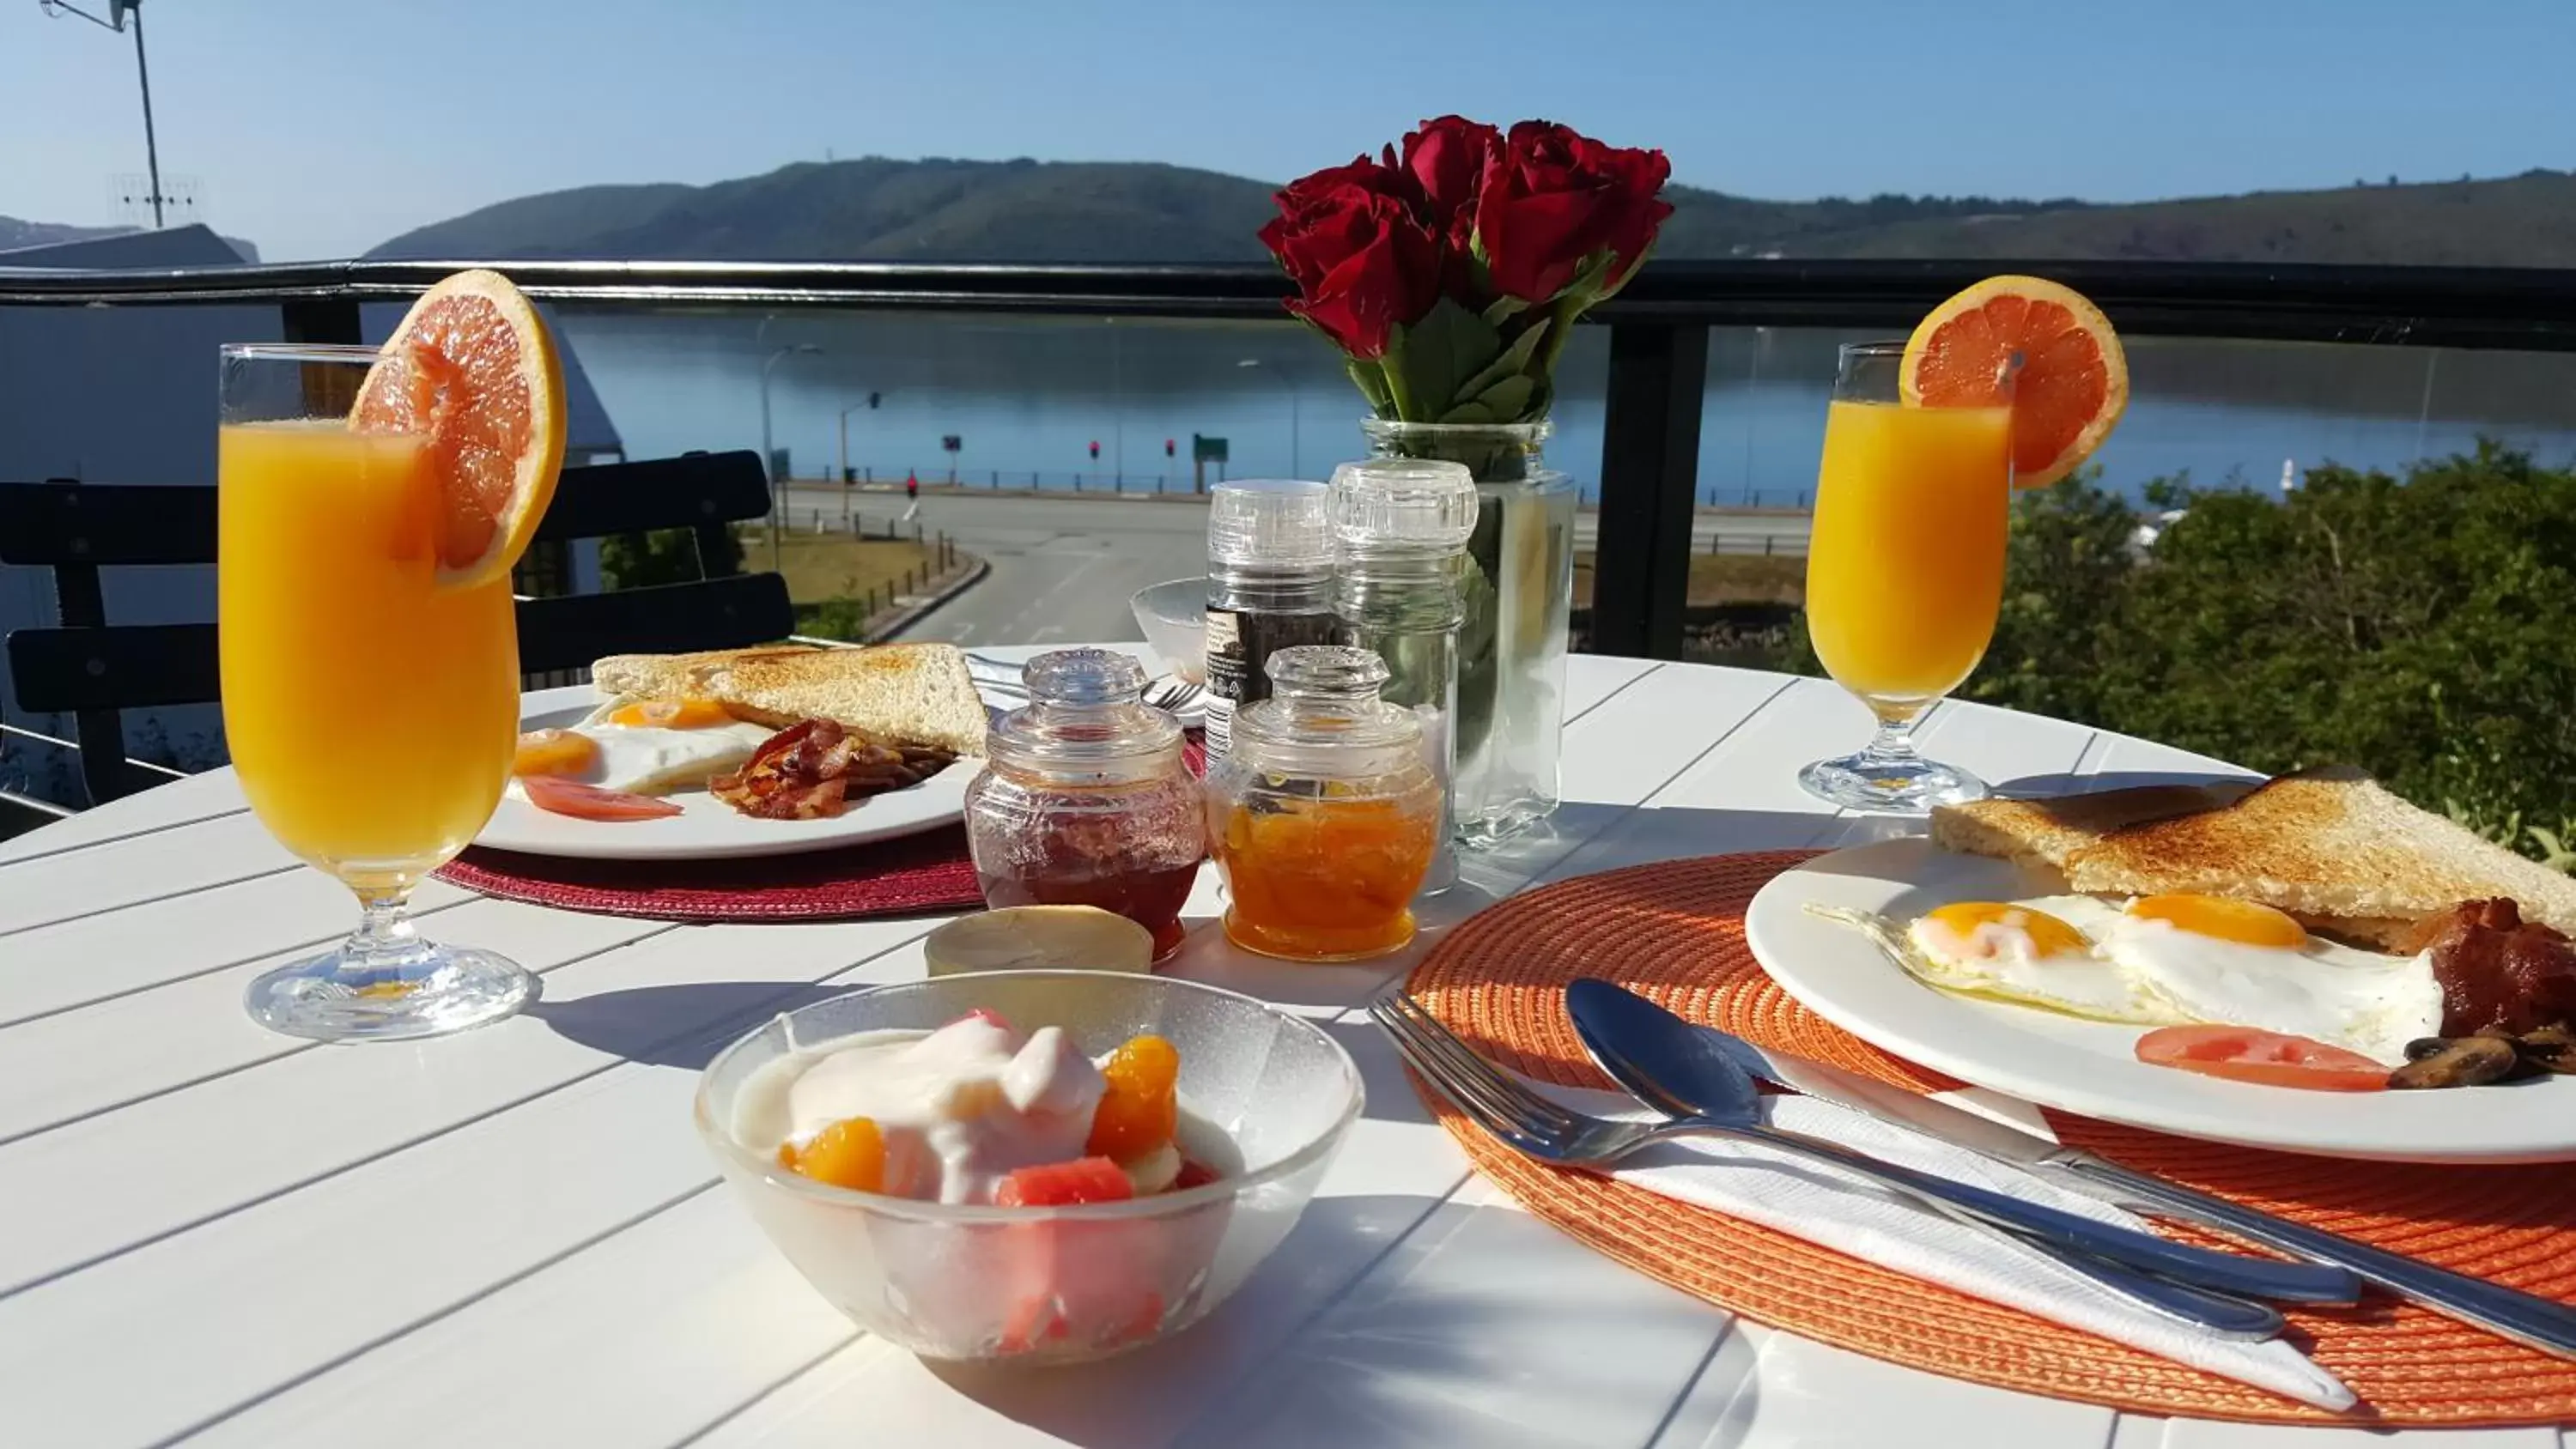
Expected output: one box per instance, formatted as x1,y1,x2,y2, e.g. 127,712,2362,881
1835,891,2445,1065
2099,895,2442,1066
1898,896,2184,1024
569,698,776,794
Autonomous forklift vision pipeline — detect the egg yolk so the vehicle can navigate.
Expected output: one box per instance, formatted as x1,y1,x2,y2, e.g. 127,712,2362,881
1923,902,2090,958
607,697,734,728
2125,894,2307,949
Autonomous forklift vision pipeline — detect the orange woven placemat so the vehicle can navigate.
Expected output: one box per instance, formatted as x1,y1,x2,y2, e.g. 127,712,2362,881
1405,850,2576,1424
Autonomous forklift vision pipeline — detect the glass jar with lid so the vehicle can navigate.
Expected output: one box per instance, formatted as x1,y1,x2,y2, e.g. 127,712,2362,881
1203,645,1443,961
964,649,1206,960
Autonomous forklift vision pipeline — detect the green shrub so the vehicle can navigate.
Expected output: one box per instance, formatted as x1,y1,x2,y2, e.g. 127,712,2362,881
598,526,742,591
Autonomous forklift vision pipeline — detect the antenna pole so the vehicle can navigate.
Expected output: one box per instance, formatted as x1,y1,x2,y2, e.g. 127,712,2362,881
130,1,164,227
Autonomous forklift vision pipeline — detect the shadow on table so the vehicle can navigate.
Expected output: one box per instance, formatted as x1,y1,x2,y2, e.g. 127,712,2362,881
2000,767,2262,799
526,981,852,1070
1528,804,1857,879
919,1191,1479,1447
1324,1014,1440,1128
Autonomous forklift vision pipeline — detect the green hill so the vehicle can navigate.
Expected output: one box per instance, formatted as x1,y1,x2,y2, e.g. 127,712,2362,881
364,157,2576,268
369,159,1280,263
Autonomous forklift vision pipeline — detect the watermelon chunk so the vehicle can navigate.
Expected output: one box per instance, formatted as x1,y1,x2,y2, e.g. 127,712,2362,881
994,1156,1134,1208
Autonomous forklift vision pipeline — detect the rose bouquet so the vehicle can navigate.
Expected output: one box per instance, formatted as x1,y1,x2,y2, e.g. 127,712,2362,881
1259,116,1671,438
1258,118,1670,841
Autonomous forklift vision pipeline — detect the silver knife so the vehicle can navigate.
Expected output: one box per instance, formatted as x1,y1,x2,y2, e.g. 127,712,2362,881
1660,991,2576,1361
1564,979,2356,1311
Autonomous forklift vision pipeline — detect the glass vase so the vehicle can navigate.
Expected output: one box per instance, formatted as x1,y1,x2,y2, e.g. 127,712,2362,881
1360,418,1576,845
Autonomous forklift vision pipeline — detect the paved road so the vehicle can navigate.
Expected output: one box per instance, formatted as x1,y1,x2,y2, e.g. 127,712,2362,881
769,486,1811,644
775,490,1207,646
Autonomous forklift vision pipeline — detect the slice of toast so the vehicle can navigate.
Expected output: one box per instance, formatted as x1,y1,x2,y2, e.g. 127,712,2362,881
1929,780,2258,875
591,643,990,756
2064,766,2576,940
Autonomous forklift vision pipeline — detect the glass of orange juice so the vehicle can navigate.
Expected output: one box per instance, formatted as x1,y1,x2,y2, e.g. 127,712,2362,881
1797,341,2013,813
221,344,537,1041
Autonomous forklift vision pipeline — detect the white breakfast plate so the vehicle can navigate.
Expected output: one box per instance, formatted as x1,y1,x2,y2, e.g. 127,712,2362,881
1743,835,2576,1164
472,685,980,861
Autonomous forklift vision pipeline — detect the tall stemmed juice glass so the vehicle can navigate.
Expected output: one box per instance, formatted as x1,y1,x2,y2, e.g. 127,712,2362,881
222,344,538,1040
1797,341,2013,812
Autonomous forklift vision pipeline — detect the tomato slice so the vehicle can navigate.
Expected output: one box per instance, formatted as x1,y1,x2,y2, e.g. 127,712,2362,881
2135,1025,2391,1092
521,775,683,821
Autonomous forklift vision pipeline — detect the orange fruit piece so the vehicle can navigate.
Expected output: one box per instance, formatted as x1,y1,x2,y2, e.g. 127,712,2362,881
511,727,598,778
781,1115,886,1191
1084,1034,1179,1162
352,269,566,587
1900,276,2127,488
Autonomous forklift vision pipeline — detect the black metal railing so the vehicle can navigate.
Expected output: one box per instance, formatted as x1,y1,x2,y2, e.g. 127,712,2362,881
9,256,2576,660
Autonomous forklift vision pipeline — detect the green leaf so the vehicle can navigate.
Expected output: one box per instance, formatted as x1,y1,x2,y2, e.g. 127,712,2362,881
1472,373,1535,421
1590,235,1660,305
1345,356,1394,415
1480,293,1526,328
1386,296,1504,424
1437,399,1499,425
1451,317,1551,408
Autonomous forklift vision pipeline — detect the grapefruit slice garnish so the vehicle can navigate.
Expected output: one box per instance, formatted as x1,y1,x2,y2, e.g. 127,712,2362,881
352,269,566,587
1899,276,2127,489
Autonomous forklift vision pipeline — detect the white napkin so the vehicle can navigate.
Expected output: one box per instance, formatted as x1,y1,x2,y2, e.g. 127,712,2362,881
1524,1077,2354,1410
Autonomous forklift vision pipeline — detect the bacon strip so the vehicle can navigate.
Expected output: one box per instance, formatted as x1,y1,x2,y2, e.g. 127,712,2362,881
711,718,957,820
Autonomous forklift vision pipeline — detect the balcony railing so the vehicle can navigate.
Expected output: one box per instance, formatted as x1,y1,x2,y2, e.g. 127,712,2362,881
9,256,2576,664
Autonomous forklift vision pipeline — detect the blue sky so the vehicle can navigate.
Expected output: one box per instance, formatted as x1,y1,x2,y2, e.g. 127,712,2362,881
4,0,2568,261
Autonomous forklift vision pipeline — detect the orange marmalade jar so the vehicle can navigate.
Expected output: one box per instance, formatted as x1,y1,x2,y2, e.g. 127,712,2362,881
1203,646,1441,961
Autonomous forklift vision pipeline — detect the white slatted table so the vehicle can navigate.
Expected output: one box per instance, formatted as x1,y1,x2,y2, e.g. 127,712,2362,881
0,651,2535,1449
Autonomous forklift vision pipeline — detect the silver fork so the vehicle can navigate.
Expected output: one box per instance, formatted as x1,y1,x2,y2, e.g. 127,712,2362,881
1144,675,1204,714
965,654,1201,715
1369,992,2286,1341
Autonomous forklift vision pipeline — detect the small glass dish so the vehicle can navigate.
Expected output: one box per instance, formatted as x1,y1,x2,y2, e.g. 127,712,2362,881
693,971,1362,1363
1127,576,1207,682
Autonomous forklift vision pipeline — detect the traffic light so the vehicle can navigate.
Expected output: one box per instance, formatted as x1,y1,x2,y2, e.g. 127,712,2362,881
1164,438,1176,458
1088,440,1100,460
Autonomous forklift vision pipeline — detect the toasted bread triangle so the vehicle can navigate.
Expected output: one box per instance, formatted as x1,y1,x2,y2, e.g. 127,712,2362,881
590,643,990,757
1929,781,2257,874
2063,767,2576,937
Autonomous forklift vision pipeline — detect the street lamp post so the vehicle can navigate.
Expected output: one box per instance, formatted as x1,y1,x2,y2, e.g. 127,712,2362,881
759,343,822,569
40,0,166,227
1237,358,1302,479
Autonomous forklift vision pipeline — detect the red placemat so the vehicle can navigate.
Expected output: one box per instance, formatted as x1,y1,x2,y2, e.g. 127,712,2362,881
436,826,985,923
439,731,1206,924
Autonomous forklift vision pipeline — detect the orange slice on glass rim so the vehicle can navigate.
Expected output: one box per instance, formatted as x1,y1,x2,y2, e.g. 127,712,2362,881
352,269,566,586
1899,275,2127,488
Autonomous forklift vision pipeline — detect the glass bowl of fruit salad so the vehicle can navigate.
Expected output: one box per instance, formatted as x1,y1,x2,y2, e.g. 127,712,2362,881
694,969,1362,1363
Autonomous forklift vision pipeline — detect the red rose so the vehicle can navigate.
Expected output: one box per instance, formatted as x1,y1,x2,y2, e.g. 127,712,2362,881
1400,115,1501,247
1258,155,1443,359
1473,120,1674,305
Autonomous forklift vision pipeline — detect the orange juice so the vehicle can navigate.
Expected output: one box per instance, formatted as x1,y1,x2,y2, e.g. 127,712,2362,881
1803,400,2011,706
218,421,519,885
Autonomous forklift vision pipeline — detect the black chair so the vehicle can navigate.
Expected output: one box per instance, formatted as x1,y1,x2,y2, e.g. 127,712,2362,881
2,450,795,806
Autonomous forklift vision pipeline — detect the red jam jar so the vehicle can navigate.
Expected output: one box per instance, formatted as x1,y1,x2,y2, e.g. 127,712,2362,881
963,650,1206,960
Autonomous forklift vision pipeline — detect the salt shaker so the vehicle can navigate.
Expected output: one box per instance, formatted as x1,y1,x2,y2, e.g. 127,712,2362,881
1329,457,1479,892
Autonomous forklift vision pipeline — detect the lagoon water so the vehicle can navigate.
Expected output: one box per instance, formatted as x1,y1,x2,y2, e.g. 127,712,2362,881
557,308,2576,502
